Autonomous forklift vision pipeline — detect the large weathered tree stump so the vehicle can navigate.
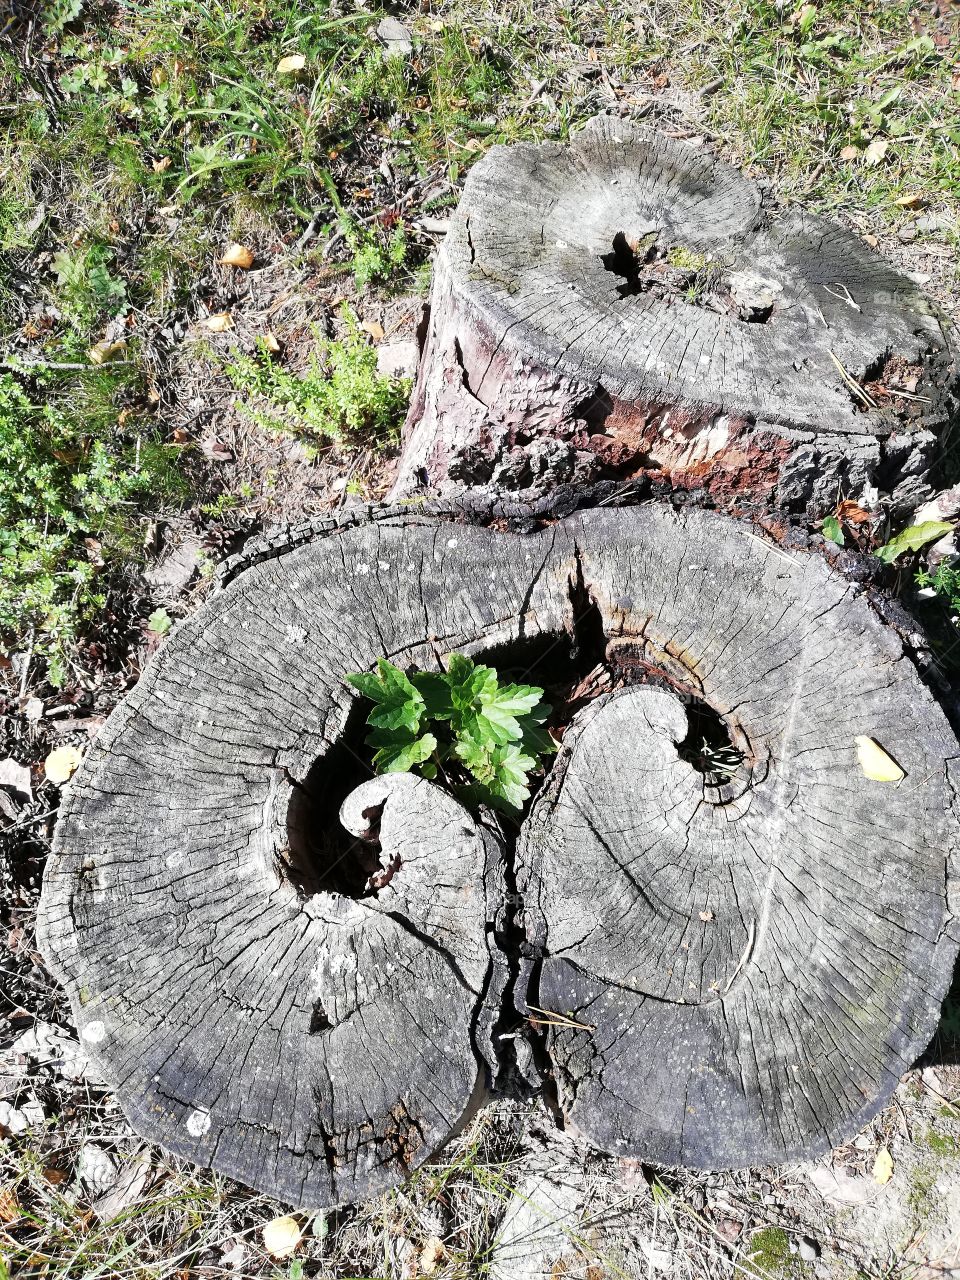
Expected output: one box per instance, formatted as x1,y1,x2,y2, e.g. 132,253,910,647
394,117,957,516
39,506,960,1203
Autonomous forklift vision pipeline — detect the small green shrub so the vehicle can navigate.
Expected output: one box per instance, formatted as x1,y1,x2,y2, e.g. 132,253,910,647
225,312,408,443
345,654,557,814
917,560,960,614
0,366,187,683
339,216,408,292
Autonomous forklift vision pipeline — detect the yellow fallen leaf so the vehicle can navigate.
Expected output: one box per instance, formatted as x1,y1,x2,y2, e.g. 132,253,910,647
220,243,255,270
262,331,282,354
893,192,925,209
873,1146,894,1184
262,1215,302,1258
276,54,306,75
203,313,233,332
88,339,127,365
152,155,172,174
360,318,385,342
44,745,83,786
855,736,904,783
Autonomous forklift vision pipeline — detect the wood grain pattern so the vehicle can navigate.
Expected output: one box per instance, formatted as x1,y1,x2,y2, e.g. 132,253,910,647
38,505,960,1203
395,116,957,517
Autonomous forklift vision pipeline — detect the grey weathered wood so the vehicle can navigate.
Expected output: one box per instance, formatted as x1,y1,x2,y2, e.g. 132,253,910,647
38,505,960,1202
517,506,960,1167
394,116,957,517
37,512,570,1209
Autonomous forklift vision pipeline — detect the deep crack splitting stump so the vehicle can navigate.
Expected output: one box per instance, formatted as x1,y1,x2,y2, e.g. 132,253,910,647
394,116,957,516
38,505,960,1203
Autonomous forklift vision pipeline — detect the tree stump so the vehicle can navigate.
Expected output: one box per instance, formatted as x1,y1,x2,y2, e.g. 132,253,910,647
394,116,957,517
39,505,960,1202
517,506,960,1165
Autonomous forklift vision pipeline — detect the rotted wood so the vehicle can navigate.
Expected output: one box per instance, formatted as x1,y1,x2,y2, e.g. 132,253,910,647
38,505,960,1206
394,116,958,518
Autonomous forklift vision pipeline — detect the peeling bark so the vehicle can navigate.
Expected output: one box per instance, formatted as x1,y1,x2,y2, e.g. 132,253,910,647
38,505,960,1202
393,117,958,518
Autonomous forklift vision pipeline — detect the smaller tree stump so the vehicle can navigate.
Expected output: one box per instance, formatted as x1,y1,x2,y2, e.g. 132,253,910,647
394,116,957,517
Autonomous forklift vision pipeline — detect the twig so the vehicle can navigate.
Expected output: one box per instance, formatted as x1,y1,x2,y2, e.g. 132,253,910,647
828,349,878,409
526,1004,596,1032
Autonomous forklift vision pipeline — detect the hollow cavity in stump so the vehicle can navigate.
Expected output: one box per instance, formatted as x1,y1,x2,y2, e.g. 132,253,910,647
394,116,958,517
38,505,960,1204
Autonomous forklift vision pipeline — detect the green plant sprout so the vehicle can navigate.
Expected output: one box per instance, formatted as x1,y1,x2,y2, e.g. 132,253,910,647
345,654,557,814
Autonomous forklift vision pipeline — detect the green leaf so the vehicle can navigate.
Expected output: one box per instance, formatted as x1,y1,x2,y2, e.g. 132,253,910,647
822,515,844,545
369,728,437,774
411,670,454,719
875,521,953,564
346,657,424,732
147,607,171,636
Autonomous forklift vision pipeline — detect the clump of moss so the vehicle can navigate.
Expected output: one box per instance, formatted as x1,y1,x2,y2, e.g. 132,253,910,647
746,1227,803,1278
926,1130,960,1157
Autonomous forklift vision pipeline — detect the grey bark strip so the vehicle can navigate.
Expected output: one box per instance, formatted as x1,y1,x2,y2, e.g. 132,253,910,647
393,116,957,517
38,506,960,1204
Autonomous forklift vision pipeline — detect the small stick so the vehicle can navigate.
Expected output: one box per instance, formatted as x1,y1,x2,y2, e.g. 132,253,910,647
526,1004,596,1032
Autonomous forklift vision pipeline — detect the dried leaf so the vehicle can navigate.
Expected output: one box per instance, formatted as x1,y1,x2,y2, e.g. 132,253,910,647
872,1146,894,1184
262,1215,302,1258
835,499,872,525
0,652,11,670
893,192,925,208
152,156,172,174
0,1184,20,1224
44,745,84,786
220,243,255,270
839,144,859,161
864,138,888,166
262,331,282,354
203,313,233,332
360,318,385,341
0,758,30,801
420,1236,446,1275
88,339,127,365
276,54,307,75
855,736,904,784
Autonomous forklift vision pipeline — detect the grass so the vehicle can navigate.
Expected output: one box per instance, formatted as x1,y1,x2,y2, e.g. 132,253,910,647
1,0,957,674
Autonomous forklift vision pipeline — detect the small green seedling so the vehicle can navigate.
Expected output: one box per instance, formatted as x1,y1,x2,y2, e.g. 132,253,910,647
345,653,556,814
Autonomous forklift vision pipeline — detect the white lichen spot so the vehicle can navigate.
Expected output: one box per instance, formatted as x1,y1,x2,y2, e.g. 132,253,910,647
82,1020,106,1044
355,563,370,576
446,538,458,549
555,239,568,249
186,1107,212,1137
285,623,307,645
377,560,389,570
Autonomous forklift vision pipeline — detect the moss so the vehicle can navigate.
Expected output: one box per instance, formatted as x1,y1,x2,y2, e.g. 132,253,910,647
926,1130,960,1157
746,1227,802,1278
667,244,708,271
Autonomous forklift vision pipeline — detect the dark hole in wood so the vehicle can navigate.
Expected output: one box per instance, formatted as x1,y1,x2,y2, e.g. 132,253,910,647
600,231,647,298
309,1000,333,1034
743,302,774,325
284,698,384,900
676,697,745,782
